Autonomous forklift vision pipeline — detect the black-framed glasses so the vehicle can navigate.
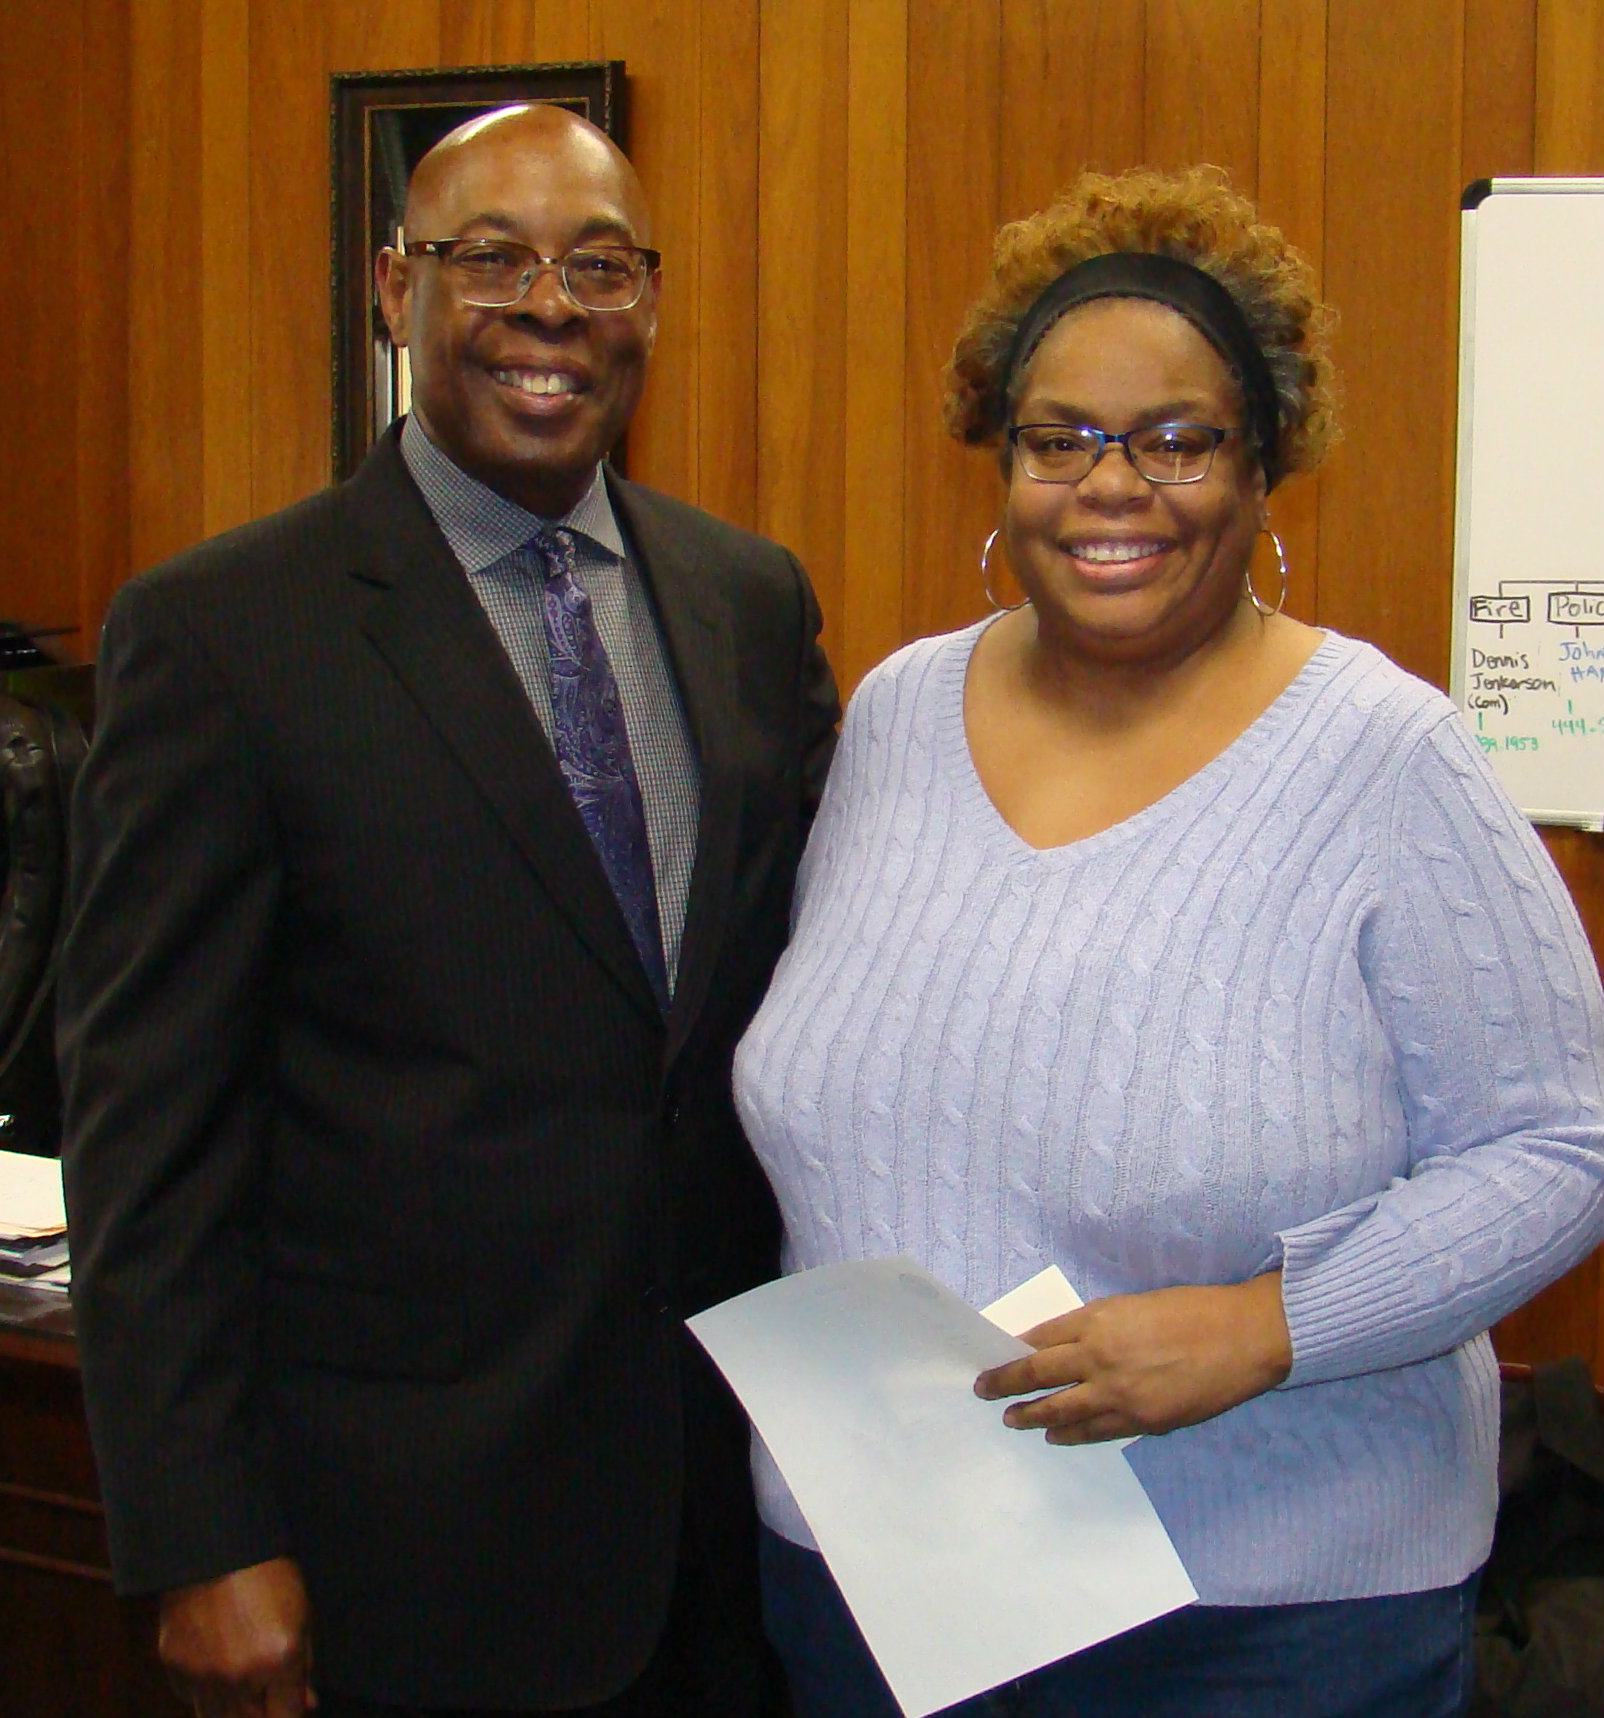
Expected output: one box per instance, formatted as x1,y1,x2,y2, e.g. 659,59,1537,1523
1009,422,1237,485
402,239,661,311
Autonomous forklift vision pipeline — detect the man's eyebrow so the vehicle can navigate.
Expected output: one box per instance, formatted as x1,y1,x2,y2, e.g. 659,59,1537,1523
570,216,643,245
448,211,641,246
447,210,523,234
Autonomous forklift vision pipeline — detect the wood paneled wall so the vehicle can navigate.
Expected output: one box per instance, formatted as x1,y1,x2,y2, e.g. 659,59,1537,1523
0,0,128,665
3,0,1603,1370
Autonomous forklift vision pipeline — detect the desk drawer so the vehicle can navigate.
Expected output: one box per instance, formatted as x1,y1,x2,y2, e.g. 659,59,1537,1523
0,1480,109,1578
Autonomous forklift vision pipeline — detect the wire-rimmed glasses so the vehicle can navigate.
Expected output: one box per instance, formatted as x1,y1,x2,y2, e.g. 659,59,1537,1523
402,239,661,311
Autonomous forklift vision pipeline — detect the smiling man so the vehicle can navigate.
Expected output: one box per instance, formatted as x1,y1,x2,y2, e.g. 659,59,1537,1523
59,104,837,1718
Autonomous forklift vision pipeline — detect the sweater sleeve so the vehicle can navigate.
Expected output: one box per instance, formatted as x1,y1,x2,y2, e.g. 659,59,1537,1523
1278,709,1604,1387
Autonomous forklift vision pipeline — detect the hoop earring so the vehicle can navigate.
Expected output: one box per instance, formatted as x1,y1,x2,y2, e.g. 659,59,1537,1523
981,529,1026,612
1245,528,1288,619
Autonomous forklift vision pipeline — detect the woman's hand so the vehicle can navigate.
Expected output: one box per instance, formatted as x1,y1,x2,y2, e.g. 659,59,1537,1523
974,1272,1293,1444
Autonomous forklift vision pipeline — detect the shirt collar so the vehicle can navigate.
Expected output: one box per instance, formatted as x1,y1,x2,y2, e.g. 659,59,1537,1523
399,415,628,573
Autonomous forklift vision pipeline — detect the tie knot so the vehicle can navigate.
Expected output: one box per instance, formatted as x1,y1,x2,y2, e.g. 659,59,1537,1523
526,526,578,582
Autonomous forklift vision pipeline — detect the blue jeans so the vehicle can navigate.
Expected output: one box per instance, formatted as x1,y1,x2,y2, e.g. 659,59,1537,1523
761,1527,1478,1718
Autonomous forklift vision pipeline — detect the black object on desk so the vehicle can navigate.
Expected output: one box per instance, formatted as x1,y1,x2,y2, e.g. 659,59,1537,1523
0,654,93,1156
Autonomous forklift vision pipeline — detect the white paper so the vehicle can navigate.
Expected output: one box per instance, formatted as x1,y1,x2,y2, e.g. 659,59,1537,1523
0,1148,67,1239
688,1258,1195,1718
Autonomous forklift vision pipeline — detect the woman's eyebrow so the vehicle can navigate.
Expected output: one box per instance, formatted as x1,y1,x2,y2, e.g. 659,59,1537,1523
1018,396,1218,425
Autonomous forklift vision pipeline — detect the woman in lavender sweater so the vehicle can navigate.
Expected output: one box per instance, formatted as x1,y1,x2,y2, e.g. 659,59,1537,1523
733,168,1604,1718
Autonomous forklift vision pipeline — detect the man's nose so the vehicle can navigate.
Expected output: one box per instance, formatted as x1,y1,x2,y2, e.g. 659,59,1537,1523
508,260,585,321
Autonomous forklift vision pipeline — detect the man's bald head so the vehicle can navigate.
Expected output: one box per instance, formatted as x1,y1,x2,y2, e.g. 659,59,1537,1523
404,103,652,245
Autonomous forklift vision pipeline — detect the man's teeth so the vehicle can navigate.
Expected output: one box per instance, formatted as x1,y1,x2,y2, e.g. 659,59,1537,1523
496,370,578,395
1072,541,1164,564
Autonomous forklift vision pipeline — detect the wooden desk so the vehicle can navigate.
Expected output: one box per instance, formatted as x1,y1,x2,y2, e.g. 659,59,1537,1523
0,1282,184,1717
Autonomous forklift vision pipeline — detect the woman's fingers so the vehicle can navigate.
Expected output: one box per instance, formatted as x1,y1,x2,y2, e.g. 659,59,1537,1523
972,1277,1293,1441
974,1335,1086,1402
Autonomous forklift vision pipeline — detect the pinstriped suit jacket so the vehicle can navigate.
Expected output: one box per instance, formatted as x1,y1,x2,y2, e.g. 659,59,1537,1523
58,426,838,1708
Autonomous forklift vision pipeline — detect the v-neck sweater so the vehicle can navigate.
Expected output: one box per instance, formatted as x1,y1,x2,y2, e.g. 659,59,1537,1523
733,623,1604,1603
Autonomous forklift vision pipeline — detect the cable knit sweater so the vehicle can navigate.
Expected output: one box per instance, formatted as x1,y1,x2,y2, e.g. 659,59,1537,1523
733,624,1604,1604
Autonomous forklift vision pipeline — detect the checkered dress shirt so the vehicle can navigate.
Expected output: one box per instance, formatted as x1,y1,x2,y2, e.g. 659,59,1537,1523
400,418,700,991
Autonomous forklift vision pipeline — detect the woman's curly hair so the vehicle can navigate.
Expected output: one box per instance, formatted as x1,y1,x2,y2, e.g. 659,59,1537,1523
943,165,1338,480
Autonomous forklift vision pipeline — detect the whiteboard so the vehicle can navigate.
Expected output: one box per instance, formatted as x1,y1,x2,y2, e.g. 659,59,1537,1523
1452,177,1604,829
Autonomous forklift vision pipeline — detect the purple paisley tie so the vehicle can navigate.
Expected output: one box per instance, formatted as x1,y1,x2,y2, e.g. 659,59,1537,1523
530,527,669,1006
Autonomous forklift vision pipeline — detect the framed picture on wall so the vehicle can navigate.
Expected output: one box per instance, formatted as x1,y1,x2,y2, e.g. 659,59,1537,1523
331,61,628,481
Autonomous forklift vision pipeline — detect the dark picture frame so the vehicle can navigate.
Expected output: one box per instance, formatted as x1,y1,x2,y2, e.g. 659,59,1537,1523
330,61,627,481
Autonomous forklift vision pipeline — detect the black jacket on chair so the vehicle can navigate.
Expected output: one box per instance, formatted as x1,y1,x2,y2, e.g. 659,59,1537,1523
57,426,839,1709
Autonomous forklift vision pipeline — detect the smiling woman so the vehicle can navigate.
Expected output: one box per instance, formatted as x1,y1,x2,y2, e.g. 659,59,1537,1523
731,166,1604,1718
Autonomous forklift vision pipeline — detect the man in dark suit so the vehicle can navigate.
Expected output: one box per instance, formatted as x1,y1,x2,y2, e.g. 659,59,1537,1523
58,102,837,1718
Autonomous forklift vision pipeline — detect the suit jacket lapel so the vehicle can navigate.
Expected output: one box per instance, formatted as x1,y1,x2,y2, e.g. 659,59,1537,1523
608,475,741,1064
343,435,662,1024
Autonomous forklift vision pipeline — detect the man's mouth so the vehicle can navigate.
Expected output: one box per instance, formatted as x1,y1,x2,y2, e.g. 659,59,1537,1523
491,368,584,397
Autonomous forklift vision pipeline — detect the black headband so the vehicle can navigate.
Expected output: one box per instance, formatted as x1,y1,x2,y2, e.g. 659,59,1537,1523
1002,251,1284,488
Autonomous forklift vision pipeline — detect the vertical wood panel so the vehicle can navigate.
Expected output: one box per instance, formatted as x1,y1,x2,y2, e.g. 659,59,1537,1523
1536,0,1604,172
1258,0,1326,625
1145,0,1261,191
0,0,128,656
328,0,439,72
1320,2,1463,687
437,0,536,63
998,0,1144,222
200,0,253,539
756,0,849,667
904,0,1001,646
839,0,908,692
595,0,703,506
1464,0,1536,181
247,0,330,517
0,0,65,628
437,1,591,66
129,0,205,572
1258,0,1326,249
73,0,132,656
695,0,760,533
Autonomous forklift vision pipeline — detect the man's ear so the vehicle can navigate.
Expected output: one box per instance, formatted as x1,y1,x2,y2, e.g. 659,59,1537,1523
643,266,662,356
374,249,411,347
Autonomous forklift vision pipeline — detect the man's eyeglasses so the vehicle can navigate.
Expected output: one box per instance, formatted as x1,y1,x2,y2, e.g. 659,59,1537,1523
1009,422,1237,485
402,239,661,311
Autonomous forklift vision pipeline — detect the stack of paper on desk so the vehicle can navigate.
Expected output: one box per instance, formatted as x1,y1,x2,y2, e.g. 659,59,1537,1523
689,1258,1195,1718
0,1148,70,1289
